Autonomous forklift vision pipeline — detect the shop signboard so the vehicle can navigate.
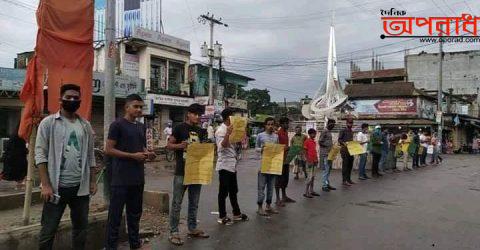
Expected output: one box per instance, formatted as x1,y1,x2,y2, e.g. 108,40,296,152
92,72,141,97
351,98,417,115
147,93,194,107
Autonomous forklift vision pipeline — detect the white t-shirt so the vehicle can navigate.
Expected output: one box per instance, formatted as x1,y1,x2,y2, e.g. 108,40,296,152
356,131,369,152
420,134,428,148
215,123,237,172
207,125,215,140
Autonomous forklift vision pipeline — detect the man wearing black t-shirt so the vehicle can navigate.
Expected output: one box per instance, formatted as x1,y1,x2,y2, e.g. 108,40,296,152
104,94,155,250
168,103,209,246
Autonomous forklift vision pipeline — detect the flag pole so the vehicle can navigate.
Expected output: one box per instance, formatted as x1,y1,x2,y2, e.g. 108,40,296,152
22,124,37,226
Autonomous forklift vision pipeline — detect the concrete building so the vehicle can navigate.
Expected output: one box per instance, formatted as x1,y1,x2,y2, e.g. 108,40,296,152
189,63,253,118
407,50,480,98
94,26,192,147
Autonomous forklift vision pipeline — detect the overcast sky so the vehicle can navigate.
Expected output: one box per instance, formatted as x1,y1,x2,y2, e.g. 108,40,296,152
1,0,480,101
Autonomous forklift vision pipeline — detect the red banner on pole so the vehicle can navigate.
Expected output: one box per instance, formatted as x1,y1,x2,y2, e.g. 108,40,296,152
18,0,94,140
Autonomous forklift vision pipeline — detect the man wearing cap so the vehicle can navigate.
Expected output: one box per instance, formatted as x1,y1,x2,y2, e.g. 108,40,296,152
338,118,355,186
167,103,209,246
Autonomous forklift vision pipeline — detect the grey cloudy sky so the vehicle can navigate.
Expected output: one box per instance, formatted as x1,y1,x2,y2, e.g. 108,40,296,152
1,0,480,101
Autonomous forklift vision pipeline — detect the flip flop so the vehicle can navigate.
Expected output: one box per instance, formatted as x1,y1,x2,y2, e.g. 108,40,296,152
233,214,249,222
168,234,184,246
265,208,279,214
188,230,210,238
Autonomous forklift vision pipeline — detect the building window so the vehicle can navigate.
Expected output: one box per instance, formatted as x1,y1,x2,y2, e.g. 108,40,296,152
150,57,166,92
168,61,185,95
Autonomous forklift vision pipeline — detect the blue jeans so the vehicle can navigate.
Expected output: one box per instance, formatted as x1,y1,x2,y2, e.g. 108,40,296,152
257,172,276,206
320,155,332,188
169,175,202,233
379,150,387,171
358,153,368,177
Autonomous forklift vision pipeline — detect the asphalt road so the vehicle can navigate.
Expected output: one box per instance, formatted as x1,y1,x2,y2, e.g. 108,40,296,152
145,153,480,250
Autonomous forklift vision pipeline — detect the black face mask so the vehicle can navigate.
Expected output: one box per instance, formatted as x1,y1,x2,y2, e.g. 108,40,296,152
62,100,81,113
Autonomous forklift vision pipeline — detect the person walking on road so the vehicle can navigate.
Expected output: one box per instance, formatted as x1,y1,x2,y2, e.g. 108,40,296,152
35,84,97,250
168,103,209,246
339,117,355,186
105,94,156,250
304,128,320,198
356,123,370,180
319,119,336,192
275,117,296,207
215,108,249,225
256,117,280,216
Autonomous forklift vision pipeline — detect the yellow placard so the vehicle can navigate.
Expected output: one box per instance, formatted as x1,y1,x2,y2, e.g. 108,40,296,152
401,143,410,153
346,141,366,155
261,143,284,175
229,116,247,143
327,144,341,161
183,143,215,185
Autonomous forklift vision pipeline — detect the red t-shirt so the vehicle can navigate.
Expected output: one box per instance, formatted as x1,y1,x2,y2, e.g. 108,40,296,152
278,128,289,146
304,138,318,164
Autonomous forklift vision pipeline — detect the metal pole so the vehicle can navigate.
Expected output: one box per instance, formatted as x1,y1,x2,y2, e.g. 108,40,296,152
103,0,116,205
104,0,116,144
438,26,444,150
22,126,37,225
208,20,214,105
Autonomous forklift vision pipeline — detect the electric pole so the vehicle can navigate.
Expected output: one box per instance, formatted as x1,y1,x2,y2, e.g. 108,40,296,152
103,0,116,205
198,13,228,105
104,0,115,142
438,25,444,150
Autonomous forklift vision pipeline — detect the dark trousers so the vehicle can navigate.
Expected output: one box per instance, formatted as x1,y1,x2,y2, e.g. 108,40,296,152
275,164,290,189
218,170,241,218
371,152,381,176
341,153,354,182
420,147,427,165
412,151,419,168
106,185,144,250
39,186,89,250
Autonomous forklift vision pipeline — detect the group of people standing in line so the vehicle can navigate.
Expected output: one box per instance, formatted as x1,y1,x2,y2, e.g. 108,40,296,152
16,83,446,249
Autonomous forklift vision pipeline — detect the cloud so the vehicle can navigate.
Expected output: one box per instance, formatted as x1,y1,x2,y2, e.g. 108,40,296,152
1,0,479,101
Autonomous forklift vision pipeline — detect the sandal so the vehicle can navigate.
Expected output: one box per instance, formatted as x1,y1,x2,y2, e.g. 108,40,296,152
188,229,210,238
168,233,184,246
257,209,269,216
233,214,249,222
217,217,233,225
265,207,279,214
275,201,285,207
303,193,313,198
311,192,320,196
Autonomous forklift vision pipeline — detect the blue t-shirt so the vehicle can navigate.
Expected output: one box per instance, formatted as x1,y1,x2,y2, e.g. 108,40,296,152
108,118,146,186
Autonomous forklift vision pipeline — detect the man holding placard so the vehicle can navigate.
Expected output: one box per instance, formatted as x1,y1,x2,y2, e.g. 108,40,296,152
167,103,209,246
319,119,337,192
275,117,296,207
338,118,355,186
256,117,281,216
215,108,249,225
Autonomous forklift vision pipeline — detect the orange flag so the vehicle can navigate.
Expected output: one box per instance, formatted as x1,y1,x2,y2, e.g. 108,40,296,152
18,0,94,140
